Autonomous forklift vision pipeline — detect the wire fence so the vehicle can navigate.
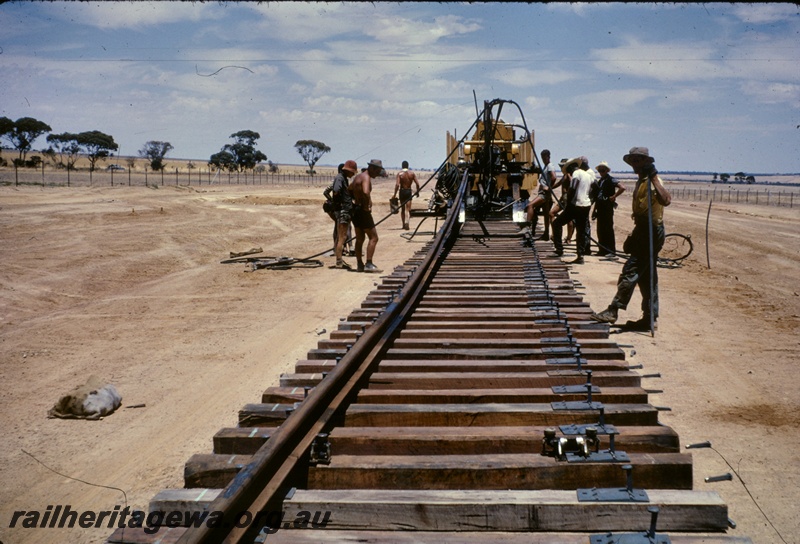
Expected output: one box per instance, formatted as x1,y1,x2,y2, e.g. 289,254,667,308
0,166,334,188
669,186,797,208
3,165,798,209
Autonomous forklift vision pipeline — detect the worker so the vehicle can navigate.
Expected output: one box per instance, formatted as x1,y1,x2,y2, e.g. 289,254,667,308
350,159,383,273
525,149,558,240
590,161,625,256
392,160,420,230
552,157,593,264
591,147,671,330
330,160,358,269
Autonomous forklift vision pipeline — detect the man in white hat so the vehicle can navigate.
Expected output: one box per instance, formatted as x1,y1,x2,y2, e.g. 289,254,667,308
591,147,671,330
589,161,625,256
350,159,383,272
551,157,593,264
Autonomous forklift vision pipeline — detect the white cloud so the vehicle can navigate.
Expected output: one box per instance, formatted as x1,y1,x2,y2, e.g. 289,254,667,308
524,96,551,110
580,89,658,115
545,2,608,17
365,14,482,47
732,4,799,24
50,1,221,30
491,67,576,88
244,3,375,43
741,81,800,107
591,38,730,82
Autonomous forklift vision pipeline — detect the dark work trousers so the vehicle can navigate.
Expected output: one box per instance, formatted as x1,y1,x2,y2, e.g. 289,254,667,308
553,204,591,256
611,220,665,319
584,217,593,255
595,202,617,254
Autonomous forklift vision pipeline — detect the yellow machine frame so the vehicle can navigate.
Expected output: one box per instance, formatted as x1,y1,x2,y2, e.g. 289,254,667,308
446,119,539,193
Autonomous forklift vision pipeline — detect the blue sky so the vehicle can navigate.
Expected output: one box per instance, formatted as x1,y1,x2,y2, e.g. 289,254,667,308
1,2,798,173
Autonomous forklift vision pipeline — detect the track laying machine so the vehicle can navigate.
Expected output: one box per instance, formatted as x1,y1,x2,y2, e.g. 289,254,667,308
430,98,543,226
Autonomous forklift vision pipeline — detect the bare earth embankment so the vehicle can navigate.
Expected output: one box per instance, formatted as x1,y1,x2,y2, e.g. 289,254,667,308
0,181,797,543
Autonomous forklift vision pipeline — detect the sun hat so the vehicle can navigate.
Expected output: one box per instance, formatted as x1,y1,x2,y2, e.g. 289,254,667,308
342,160,358,174
368,159,383,169
623,147,655,165
562,157,582,173
596,161,611,172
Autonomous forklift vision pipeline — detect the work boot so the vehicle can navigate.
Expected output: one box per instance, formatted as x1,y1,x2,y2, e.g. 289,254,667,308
357,260,365,273
590,307,618,324
624,317,657,332
569,256,584,265
363,262,382,273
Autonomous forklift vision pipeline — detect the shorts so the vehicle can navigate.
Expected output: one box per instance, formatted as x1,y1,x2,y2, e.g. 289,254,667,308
352,207,376,230
399,188,413,203
336,206,352,225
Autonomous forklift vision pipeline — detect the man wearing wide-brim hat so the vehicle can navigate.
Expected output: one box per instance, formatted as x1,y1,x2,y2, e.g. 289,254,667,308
349,159,384,273
591,147,671,331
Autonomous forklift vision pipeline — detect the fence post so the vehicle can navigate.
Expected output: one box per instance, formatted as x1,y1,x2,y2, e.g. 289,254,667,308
41,161,45,185
175,168,178,186
67,167,71,187
14,163,18,186
128,168,131,186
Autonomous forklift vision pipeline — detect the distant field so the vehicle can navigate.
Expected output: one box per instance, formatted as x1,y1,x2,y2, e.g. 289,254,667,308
2,154,798,203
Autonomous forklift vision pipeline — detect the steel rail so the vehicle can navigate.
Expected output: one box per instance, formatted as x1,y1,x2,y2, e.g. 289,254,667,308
178,171,469,544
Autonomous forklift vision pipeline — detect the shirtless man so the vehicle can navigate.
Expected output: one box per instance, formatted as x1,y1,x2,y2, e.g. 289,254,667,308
550,158,575,243
392,160,420,230
350,159,383,272
525,149,557,240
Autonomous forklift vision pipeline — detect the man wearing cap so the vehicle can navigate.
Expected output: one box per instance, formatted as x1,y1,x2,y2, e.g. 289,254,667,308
551,157,593,264
330,160,358,269
591,147,671,330
324,163,354,257
590,161,625,256
350,159,383,273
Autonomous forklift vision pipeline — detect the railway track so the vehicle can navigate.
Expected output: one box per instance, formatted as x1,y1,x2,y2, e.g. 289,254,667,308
107,178,751,543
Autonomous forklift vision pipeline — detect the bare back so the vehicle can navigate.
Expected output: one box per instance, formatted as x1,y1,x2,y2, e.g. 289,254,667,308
350,171,373,211
396,169,418,190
